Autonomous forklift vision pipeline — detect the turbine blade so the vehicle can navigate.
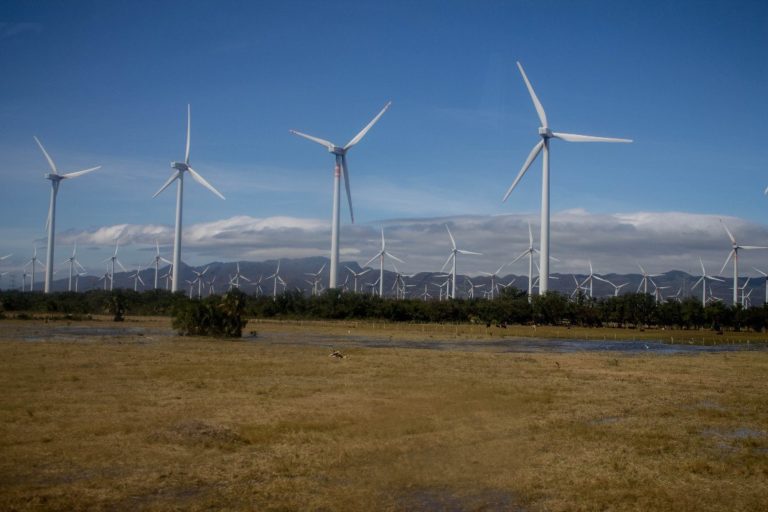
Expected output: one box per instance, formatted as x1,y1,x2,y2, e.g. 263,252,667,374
440,253,453,272
720,219,736,244
153,171,180,198
289,130,335,149
34,136,58,174
508,250,528,266
61,166,101,179
457,250,482,256
552,132,632,143
341,154,354,223
528,222,533,247
116,259,127,272
185,104,191,165
699,257,706,275
753,267,768,277
445,225,456,249
740,246,768,250
344,101,392,150
502,140,544,202
720,250,734,275
516,62,548,128
363,253,381,267
386,251,405,264
187,166,225,199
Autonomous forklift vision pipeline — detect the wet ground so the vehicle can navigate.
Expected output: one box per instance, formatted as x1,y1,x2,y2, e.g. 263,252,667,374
4,323,767,354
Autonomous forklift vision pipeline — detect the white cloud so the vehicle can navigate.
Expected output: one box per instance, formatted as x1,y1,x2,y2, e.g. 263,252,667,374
3,210,768,278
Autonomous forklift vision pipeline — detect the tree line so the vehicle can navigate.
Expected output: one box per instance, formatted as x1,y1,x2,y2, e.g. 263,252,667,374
2,286,767,332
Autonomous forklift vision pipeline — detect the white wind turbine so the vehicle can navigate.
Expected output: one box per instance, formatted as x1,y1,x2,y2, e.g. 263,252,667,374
363,227,404,298
229,262,251,290
305,263,326,296
345,266,371,294
594,276,628,297
580,261,599,299
692,257,724,307
103,241,127,291
62,243,86,292
153,105,225,293
637,264,661,295
752,267,768,305
191,267,209,298
508,223,538,301
441,225,482,299
151,240,172,290
130,267,145,292
290,102,391,290
24,248,42,292
502,62,632,295
266,261,282,299
719,220,768,306
34,137,101,294
480,263,506,300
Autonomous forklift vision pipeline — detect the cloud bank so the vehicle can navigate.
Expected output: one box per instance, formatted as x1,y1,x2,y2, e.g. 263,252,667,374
32,209,768,278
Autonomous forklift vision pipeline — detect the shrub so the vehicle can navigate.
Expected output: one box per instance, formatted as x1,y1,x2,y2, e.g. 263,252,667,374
172,289,247,338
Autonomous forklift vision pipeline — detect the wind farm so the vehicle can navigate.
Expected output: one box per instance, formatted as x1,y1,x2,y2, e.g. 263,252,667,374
1,2,767,511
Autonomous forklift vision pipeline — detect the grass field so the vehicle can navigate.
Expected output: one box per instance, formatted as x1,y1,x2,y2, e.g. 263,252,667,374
1,317,767,510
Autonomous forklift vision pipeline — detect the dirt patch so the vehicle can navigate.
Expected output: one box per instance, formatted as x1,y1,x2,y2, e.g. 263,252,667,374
148,419,249,449
395,487,526,511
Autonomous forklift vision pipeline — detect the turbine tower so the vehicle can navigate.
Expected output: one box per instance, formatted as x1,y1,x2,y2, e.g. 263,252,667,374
151,240,172,289
290,102,391,290
24,248,42,292
502,62,632,295
34,137,101,293
153,105,225,293
363,227,404,298
719,220,768,306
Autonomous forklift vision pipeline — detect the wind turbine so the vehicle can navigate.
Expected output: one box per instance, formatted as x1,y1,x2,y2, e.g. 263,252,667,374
103,241,127,291
34,137,101,294
502,62,632,295
441,225,482,299
692,257,724,307
420,284,432,301
508,223,539,301
579,261,598,299
62,243,86,292
651,280,670,304
24,247,42,292
480,263,506,300
345,266,371,294
191,267,209,298
153,105,225,293
719,220,768,306
266,261,282,299
363,227,404,298
229,262,251,289
305,263,326,296
594,276,628,297
290,102,391,290
637,264,661,295
130,267,145,292
151,240,172,289
752,267,768,305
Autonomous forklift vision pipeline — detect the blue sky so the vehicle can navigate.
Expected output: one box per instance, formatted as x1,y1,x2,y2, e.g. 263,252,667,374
1,0,767,279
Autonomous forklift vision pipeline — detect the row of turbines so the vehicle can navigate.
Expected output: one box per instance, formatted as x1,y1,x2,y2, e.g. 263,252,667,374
6,61,766,306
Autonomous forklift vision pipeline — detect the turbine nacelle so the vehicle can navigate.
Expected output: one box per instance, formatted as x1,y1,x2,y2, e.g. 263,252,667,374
329,147,346,156
44,173,63,182
538,127,553,138
171,161,189,171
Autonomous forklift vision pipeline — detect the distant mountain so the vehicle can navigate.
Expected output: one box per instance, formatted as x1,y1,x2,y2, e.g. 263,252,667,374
32,256,762,306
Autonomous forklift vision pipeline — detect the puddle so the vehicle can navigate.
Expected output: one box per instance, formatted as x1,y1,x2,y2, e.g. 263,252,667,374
2,325,174,342
257,331,768,355
3,323,767,354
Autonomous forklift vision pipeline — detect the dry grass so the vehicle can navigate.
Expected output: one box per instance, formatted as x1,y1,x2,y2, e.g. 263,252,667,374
1,318,767,511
